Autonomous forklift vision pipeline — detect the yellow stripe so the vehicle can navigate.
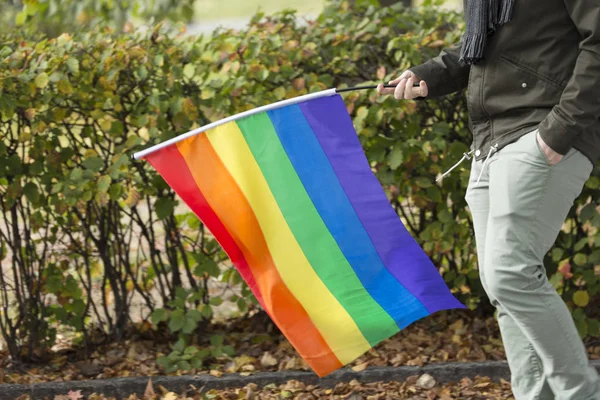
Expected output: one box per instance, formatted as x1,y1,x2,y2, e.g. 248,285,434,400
206,121,370,363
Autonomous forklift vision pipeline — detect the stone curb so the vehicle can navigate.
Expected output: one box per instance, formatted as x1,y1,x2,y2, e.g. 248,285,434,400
1,361,599,400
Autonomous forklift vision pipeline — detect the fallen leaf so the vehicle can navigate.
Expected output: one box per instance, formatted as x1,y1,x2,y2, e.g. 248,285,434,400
295,394,315,400
65,390,83,400
209,370,223,377
245,385,255,400
233,355,255,370
260,352,278,367
449,319,466,334
144,378,156,399
416,373,436,389
351,362,369,372
162,392,178,400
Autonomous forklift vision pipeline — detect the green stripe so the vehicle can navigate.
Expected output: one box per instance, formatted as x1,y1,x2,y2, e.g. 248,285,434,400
235,113,398,346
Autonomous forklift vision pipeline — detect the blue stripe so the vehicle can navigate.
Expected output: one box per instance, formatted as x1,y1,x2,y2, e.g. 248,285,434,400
267,105,430,329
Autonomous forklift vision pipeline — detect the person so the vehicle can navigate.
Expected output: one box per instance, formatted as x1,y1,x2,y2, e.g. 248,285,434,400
377,1,600,399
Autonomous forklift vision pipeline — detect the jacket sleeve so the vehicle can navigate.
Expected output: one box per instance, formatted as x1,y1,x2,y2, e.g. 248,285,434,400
538,1,600,155
408,40,471,99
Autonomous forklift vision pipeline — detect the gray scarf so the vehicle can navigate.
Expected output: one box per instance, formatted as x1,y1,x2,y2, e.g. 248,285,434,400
460,0,515,65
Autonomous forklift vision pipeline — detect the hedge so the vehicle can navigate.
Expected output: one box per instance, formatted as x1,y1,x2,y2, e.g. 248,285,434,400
0,0,598,370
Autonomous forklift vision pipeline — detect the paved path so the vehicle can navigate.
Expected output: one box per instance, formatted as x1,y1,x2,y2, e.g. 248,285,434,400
2,361,600,400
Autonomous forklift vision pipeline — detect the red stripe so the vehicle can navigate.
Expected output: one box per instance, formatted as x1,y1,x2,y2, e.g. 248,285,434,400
145,145,266,309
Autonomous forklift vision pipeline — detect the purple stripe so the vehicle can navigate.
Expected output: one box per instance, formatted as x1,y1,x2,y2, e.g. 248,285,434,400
298,95,464,313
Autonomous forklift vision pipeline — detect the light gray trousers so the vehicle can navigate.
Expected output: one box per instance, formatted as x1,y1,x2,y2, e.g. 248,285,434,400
465,129,600,400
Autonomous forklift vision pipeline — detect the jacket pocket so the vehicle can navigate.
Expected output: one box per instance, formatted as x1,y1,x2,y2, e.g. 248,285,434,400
482,55,565,117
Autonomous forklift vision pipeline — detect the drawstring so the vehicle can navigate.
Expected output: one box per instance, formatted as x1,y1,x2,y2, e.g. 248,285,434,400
436,150,475,182
475,143,499,186
436,144,499,183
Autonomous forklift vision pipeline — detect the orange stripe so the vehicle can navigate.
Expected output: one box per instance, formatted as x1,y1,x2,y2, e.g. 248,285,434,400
176,134,342,375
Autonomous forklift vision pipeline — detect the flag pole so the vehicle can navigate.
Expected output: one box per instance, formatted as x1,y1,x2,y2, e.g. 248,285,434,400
336,83,420,93
132,83,420,160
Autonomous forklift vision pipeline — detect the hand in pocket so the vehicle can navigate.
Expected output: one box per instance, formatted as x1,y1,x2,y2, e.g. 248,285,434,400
536,132,563,165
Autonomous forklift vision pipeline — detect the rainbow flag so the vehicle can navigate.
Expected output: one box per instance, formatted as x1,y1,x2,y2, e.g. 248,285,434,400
135,91,464,377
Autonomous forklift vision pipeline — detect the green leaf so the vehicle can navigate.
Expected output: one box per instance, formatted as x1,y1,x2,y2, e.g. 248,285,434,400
588,318,600,337
83,157,104,172
193,254,220,277
97,175,111,193
438,208,453,223
237,298,247,313
181,318,197,334
210,334,224,347
183,64,195,79
109,183,123,200
388,147,404,170
209,297,223,306
23,182,39,204
168,310,185,332
35,73,49,89
187,309,203,322
579,203,597,222
70,168,83,181
575,317,588,338
15,11,27,26
190,358,203,369
551,248,564,263
416,177,433,188
46,274,63,294
574,253,588,267
574,237,588,252
175,286,189,300
221,345,235,357
155,197,176,219
573,290,590,307
151,308,169,325
173,338,186,353
176,360,191,371
200,88,215,100
66,58,80,74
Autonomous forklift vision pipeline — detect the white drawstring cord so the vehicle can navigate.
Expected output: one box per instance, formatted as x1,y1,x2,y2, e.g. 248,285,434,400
436,149,475,182
475,144,499,186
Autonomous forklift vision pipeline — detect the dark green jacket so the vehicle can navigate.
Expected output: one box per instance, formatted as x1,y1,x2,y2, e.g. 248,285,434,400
410,0,600,164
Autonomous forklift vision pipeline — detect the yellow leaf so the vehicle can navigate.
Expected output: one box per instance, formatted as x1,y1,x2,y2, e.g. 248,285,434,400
24,108,36,121
35,73,49,89
573,290,590,307
163,392,178,400
449,318,466,334
351,362,369,372
209,370,223,377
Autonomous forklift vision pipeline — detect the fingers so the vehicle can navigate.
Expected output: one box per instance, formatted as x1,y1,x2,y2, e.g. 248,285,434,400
405,76,416,99
418,80,428,98
377,72,427,99
377,70,411,95
388,71,411,85
377,83,395,95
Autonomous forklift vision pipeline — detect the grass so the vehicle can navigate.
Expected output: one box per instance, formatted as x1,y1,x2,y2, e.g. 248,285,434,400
193,0,462,21
194,0,327,20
